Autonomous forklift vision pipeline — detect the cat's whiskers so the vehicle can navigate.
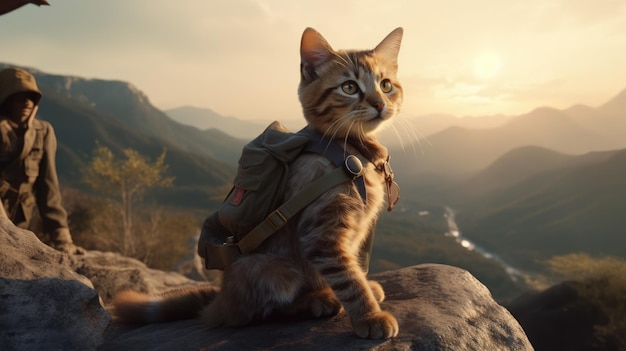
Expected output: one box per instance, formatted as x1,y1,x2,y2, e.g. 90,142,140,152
357,123,367,151
321,115,346,140
321,116,352,153
388,114,414,152
342,119,358,159
392,113,431,157
351,118,367,150
321,110,374,156
301,106,352,142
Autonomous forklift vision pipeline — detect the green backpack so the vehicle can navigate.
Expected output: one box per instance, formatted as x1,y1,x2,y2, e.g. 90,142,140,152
197,121,371,271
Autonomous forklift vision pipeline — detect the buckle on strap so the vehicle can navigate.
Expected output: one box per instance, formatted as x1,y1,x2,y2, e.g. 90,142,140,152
266,209,287,230
344,154,364,178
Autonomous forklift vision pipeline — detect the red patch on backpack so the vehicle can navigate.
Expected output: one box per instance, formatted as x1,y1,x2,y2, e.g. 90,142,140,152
230,187,245,206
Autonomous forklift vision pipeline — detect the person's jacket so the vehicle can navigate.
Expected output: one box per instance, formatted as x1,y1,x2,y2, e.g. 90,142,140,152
0,68,71,244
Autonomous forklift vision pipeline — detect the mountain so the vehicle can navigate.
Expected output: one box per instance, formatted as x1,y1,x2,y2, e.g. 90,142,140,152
379,113,512,149
453,146,575,197
451,147,626,272
165,106,267,140
0,63,241,210
164,107,512,150
452,146,620,203
391,100,626,182
598,87,626,116
27,69,245,164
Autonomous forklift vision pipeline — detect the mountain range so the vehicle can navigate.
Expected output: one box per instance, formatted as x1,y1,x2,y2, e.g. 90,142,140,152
389,90,626,181
0,63,245,210
450,146,626,272
162,83,626,192
2,62,625,284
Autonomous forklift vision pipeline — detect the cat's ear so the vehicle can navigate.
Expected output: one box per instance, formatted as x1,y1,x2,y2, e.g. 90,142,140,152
300,27,334,78
374,27,403,63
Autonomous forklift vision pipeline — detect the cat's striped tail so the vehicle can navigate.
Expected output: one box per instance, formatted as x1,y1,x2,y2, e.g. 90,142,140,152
110,285,218,324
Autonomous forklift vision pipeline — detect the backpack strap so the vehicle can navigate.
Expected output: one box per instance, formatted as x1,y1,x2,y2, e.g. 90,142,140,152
201,159,364,268
237,128,369,254
237,163,357,254
298,127,368,203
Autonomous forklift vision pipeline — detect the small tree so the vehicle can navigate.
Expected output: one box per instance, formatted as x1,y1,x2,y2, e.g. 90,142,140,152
83,145,174,256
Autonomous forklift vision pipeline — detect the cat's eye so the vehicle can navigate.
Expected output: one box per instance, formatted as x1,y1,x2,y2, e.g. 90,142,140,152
380,79,393,93
341,81,359,95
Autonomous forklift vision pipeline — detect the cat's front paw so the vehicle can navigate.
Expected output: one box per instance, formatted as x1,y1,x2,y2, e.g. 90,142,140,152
352,310,399,339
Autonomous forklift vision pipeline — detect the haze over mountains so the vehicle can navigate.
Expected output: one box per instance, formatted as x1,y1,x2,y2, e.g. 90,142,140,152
162,82,626,186
164,106,267,140
390,90,626,180
2,63,625,283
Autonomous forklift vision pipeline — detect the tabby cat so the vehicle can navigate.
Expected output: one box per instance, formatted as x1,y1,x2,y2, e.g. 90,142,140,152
111,27,404,340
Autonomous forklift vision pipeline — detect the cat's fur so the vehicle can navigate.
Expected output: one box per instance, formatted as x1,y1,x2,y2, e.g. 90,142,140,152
111,27,404,339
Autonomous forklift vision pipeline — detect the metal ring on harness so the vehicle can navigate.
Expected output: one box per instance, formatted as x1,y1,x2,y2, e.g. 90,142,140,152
344,155,363,178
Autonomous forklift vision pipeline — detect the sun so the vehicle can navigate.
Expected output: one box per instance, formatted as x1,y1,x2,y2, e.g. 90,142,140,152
473,52,502,80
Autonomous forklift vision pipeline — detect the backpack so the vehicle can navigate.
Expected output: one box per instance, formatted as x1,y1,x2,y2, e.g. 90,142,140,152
197,121,372,271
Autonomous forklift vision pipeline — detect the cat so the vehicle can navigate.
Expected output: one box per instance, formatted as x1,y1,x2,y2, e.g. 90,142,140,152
111,26,404,340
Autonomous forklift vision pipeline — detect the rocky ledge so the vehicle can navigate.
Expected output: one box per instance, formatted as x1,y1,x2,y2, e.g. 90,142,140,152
0,218,533,350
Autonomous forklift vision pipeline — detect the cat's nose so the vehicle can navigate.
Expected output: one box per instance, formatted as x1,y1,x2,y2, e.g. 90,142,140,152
371,101,385,112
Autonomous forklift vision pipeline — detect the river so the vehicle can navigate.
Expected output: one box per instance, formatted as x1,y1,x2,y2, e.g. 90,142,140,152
443,206,525,281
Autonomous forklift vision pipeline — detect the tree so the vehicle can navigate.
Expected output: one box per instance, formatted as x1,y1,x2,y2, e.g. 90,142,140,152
82,145,174,256
546,253,626,349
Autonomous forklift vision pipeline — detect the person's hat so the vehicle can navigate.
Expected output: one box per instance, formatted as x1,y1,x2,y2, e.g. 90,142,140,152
0,67,42,105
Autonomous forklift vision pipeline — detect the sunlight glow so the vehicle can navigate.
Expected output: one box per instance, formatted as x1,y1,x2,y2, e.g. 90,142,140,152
473,52,502,80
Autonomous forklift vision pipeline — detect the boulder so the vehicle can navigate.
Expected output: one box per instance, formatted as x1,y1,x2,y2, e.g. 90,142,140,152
0,218,110,351
0,218,208,350
100,264,534,351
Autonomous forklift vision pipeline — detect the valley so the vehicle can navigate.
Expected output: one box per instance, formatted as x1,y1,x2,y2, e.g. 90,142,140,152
2,62,625,305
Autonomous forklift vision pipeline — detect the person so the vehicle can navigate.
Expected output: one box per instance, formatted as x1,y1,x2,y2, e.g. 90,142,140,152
0,67,84,254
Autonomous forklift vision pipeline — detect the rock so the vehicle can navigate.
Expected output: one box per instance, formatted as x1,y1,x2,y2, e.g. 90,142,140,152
0,218,88,284
0,218,110,351
100,264,534,351
0,278,105,351
71,249,212,304
172,232,223,285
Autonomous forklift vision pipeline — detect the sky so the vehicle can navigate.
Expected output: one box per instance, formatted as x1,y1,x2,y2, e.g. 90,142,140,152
1,0,626,121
